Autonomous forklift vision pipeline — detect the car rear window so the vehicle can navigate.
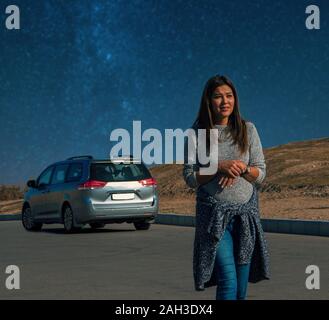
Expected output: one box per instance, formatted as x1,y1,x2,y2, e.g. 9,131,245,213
90,163,151,182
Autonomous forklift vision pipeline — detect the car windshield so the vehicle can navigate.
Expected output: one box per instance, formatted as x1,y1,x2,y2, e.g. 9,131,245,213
90,163,151,182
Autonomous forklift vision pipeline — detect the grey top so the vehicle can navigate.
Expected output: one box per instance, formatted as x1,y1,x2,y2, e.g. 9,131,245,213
183,121,266,204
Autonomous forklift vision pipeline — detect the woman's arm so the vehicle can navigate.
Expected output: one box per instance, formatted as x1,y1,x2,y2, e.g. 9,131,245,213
183,125,224,188
182,128,200,188
197,159,248,186
241,166,260,183
219,123,266,187
242,123,266,187
184,155,242,188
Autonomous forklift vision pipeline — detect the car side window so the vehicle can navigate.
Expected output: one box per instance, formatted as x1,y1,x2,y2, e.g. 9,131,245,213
51,164,69,185
37,166,54,187
66,163,83,182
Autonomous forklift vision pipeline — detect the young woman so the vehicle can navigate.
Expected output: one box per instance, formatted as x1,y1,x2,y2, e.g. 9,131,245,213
183,75,270,300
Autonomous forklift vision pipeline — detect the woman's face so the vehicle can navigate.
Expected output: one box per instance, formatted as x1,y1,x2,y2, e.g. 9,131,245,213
210,84,235,123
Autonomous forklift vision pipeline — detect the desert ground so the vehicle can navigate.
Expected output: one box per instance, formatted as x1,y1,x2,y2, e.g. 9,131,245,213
150,138,329,221
1,189,329,221
1,138,329,221
159,190,329,221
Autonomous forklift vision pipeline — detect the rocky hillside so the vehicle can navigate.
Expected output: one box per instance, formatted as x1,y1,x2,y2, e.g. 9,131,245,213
263,138,329,187
1,137,329,218
150,137,329,197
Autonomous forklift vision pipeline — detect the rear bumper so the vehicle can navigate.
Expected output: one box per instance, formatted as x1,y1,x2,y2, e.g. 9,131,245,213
75,202,159,224
87,214,156,225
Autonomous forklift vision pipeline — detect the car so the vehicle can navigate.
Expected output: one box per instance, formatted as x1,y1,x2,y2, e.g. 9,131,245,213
22,155,158,233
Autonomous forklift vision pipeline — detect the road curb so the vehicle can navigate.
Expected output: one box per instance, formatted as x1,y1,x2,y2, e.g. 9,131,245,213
0,213,21,221
155,214,329,237
1,213,329,237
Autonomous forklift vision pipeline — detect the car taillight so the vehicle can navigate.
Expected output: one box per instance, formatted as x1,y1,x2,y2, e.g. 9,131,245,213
139,178,157,187
78,180,107,190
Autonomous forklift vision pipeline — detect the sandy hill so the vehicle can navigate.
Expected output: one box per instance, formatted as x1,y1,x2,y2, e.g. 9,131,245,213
150,137,329,195
150,137,329,220
1,138,329,219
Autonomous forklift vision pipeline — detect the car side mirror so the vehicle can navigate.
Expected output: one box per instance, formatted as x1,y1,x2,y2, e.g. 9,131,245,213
27,180,37,188
38,183,47,189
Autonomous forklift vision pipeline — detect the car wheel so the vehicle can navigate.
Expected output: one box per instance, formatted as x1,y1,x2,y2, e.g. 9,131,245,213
22,206,42,231
133,221,151,230
89,222,105,229
63,205,81,233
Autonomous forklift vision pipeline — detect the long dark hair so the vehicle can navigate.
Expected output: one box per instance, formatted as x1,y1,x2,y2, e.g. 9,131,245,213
194,74,248,155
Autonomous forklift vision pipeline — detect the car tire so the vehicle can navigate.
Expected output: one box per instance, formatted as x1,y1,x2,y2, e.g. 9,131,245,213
89,222,106,229
63,205,81,233
133,221,151,230
22,205,42,231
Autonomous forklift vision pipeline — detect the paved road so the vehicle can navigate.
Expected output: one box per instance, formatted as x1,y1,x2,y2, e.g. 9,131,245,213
0,221,329,300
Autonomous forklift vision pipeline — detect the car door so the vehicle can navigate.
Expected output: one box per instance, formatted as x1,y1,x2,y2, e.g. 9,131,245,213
32,165,55,219
45,164,70,221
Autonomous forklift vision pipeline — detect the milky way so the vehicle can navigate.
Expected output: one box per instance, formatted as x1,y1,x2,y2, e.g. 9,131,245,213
0,0,328,184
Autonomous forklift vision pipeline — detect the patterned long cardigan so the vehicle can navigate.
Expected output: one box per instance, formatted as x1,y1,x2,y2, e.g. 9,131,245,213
193,185,270,291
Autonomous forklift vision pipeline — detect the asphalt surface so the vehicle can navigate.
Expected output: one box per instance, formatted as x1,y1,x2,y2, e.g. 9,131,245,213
0,220,329,300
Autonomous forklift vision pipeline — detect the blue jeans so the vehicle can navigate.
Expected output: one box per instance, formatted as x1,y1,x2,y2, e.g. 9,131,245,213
214,216,251,300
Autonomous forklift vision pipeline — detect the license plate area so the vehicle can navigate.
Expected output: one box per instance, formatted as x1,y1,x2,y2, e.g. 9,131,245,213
112,193,135,200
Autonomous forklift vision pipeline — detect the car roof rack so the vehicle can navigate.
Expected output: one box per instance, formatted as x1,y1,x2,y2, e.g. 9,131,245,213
109,154,134,159
109,155,141,163
66,155,94,160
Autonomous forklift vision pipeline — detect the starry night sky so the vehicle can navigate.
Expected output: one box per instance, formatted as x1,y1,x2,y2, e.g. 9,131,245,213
0,0,328,185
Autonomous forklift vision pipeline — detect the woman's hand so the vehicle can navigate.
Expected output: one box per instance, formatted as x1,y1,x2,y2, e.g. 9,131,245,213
218,160,247,178
219,175,237,188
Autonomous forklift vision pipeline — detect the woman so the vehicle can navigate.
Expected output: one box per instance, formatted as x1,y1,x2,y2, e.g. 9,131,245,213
183,75,270,300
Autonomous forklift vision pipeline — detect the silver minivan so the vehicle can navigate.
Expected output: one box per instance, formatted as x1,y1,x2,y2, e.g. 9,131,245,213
22,156,158,233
